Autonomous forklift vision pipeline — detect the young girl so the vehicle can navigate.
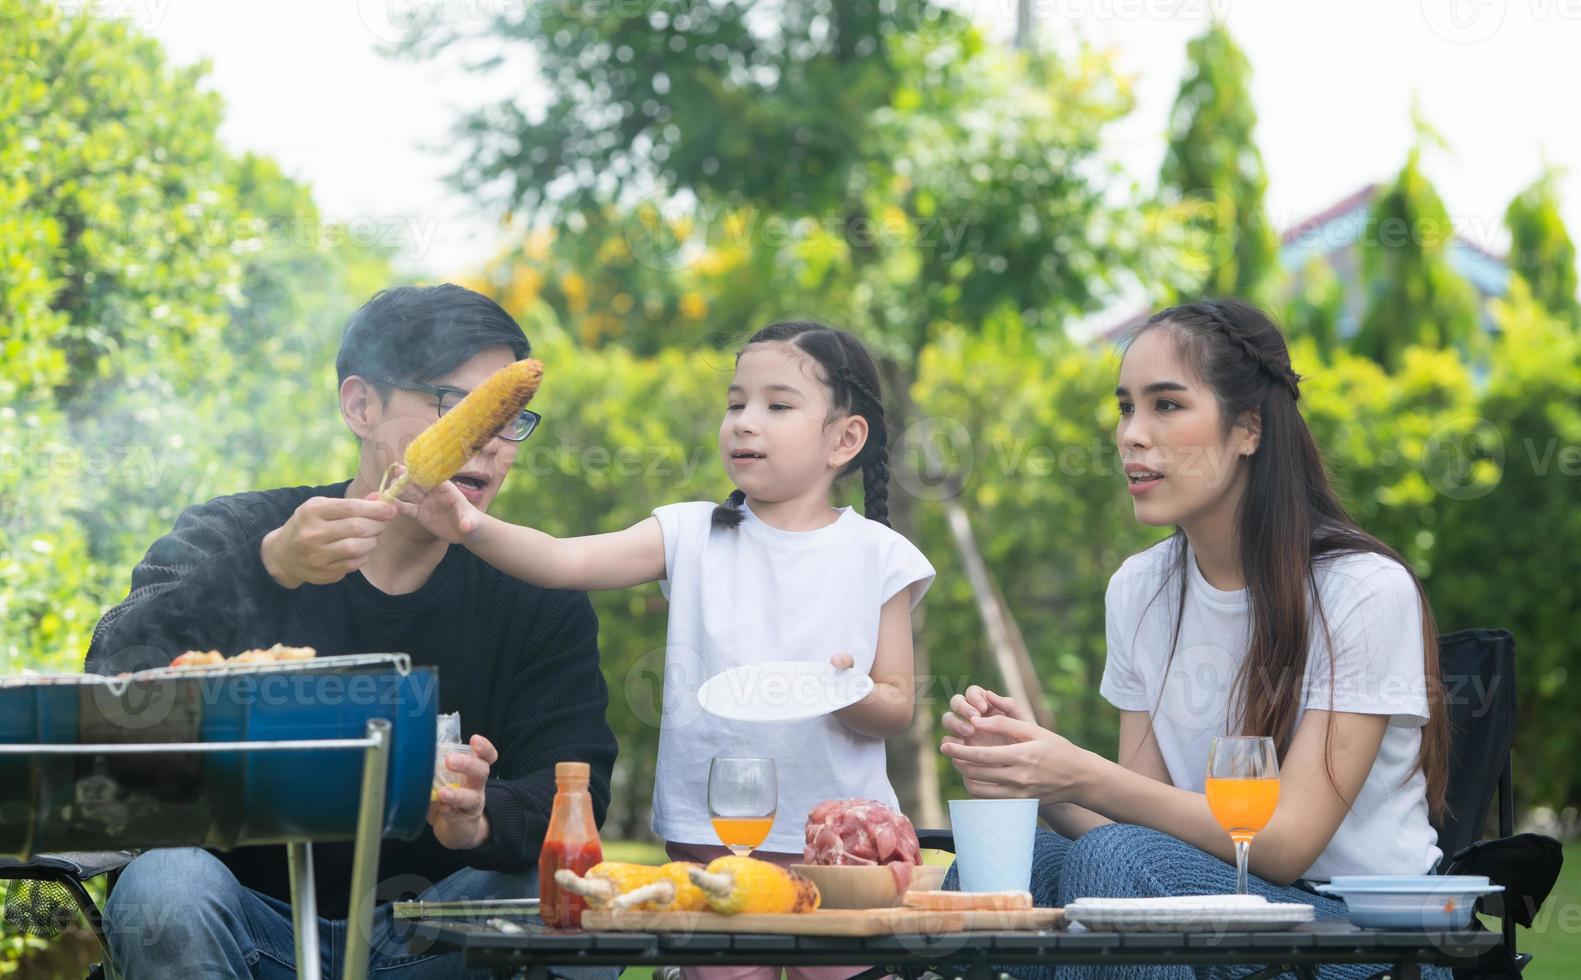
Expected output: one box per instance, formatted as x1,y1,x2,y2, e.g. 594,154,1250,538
394,320,935,876
940,299,1450,980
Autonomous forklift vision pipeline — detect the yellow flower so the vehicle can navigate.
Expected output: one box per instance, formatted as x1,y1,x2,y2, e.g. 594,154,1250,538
561,272,588,314
680,292,708,320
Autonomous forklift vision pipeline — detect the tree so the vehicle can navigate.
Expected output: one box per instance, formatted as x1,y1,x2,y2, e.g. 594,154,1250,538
0,3,388,677
1354,132,1481,372
1283,257,1345,359
405,6,1143,822
1504,167,1580,331
1431,282,1581,806
1157,22,1279,304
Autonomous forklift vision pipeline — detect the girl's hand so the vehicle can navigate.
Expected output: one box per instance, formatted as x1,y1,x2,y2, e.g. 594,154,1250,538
389,465,483,544
830,653,855,670
940,715,1089,804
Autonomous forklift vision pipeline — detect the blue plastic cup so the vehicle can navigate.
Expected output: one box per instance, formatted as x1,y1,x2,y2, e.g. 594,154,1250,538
948,798,1039,893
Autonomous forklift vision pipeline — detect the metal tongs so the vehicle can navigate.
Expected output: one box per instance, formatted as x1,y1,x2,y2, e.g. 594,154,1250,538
391,896,541,920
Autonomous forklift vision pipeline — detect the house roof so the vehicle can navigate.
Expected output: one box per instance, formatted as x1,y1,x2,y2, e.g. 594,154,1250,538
1096,184,1510,343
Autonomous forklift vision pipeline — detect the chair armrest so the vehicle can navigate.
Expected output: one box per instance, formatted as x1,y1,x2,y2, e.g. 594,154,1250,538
916,828,955,853
0,851,136,882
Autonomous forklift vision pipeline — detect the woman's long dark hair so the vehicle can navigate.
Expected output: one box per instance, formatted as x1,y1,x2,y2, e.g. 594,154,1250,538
712,321,891,529
1133,299,1448,820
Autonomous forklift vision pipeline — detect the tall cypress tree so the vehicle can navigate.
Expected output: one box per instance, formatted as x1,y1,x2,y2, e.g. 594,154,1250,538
1355,140,1481,371
1505,168,1580,331
1159,22,1279,303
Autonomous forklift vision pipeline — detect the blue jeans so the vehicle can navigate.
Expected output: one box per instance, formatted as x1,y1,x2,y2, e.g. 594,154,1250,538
945,824,1451,980
104,847,619,979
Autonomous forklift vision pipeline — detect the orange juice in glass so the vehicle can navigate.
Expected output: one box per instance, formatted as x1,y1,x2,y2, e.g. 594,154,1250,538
707,756,777,857
1205,736,1280,894
710,816,774,852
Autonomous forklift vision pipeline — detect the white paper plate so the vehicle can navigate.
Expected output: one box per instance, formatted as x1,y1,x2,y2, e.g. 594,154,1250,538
1064,895,1314,933
697,661,874,723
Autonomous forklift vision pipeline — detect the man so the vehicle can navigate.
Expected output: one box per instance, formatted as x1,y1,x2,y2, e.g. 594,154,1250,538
87,284,618,978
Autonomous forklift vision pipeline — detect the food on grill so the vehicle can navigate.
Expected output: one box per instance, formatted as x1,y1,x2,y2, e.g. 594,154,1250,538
170,650,225,668
377,358,544,502
803,798,921,891
170,644,317,668
902,890,1033,911
688,856,821,915
553,861,710,912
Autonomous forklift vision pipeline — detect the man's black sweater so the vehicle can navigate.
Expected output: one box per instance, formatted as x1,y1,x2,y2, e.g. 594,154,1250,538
84,480,619,919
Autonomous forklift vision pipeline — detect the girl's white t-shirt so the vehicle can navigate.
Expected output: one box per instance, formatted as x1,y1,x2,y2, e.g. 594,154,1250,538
1100,539,1442,881
650,500,936,853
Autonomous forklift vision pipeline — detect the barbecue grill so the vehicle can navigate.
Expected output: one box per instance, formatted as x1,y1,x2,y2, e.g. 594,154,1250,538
0,652,438,980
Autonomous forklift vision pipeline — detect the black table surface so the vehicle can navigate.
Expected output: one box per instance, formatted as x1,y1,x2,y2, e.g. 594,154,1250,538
412,917,1501,973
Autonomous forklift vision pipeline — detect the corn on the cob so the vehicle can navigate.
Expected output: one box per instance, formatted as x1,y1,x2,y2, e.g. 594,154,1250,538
552,862,711,913
377,358,544,502
687,857,821,915
655,862,710,912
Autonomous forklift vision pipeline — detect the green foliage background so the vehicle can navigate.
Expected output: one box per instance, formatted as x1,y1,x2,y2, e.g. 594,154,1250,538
4,7,1581,974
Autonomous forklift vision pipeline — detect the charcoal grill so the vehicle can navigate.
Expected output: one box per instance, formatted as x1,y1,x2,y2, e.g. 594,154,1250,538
0,652,438,980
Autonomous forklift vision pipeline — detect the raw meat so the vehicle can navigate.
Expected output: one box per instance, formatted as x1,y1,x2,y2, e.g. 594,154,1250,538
803,799,921,890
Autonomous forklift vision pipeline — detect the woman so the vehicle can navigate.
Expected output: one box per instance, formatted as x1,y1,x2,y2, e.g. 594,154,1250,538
940,299,1449,980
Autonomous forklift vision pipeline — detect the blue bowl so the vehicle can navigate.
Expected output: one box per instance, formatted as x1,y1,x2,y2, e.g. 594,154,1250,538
1315,876,1503,930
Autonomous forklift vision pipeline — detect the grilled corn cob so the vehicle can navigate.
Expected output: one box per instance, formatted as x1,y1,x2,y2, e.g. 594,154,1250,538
655,862,710,912
552,862,711,913
377,358,544,502
687,857,821,915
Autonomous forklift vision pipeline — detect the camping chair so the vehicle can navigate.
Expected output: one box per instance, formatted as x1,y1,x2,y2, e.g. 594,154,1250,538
0,850,130,979
1431,628,1562,977
915,628,1564,979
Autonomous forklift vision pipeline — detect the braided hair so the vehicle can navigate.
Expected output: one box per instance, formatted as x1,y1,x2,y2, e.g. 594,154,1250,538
1146,298,1303,404
711,321,891,529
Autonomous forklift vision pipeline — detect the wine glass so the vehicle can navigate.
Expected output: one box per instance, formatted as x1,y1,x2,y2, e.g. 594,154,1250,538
1205,736,1280,894
707,756,777,857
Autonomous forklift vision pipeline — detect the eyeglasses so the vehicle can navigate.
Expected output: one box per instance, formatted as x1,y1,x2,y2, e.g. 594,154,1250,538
376,378,541,442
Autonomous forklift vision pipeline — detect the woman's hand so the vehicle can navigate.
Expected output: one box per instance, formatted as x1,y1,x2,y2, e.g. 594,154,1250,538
940,685,1034,747
389,465,484,544
429,734,497,851
940,714,1092,804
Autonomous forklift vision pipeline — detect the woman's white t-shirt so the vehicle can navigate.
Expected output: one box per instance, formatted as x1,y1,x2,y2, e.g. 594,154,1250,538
1099,538,1442,881
650,500,936,853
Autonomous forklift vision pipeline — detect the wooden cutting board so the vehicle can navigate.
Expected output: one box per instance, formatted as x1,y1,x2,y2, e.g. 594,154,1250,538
580,907,1064,936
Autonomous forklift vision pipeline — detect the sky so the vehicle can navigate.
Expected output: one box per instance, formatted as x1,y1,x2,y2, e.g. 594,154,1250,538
128,0,1581,280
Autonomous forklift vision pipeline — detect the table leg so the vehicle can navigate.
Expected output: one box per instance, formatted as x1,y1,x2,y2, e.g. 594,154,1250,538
341,718,391,980
1390,961,1422,980
287,842,322,980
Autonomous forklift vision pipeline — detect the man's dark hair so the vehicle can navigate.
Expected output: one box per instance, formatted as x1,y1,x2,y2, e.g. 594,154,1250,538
335,284,531,396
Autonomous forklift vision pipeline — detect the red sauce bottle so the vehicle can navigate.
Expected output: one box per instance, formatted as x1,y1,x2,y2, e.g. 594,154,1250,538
538,761,603,929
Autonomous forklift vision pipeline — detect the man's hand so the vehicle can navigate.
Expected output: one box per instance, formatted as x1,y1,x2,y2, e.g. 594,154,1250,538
429,734,497,851
388,465,484,545
260,494,397,589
